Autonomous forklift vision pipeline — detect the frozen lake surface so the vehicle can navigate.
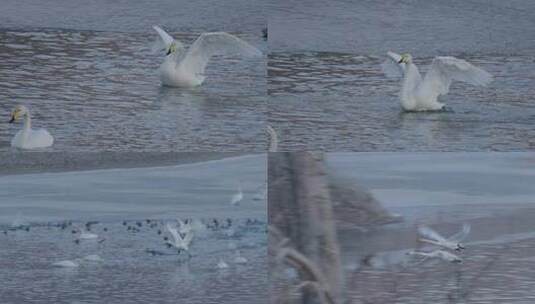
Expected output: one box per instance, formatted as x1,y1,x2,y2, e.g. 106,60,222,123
0,0,266,152
268,0,535,151
0,154,267,303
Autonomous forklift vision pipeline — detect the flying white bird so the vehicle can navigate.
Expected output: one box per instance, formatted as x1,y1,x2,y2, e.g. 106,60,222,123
176,219,193,235
230,184,244,206
381,52,492,111
166,223,194,252
9,105,54,149
418,224,471,251
407,250,463,263
152,25,262,87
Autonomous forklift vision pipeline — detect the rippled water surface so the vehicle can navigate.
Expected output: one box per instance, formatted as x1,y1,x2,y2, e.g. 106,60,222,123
0,155,267,303
0,220,267,304
268,0,535,151
269,52,535,151
0,0,266,152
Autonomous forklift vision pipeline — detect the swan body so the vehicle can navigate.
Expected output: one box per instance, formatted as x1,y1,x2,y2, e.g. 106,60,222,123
230,185,244,206
407,250,462,263
382,52,493,111
152,25,262,87
418,224,471,251
9,105,53,149
166,223,194,251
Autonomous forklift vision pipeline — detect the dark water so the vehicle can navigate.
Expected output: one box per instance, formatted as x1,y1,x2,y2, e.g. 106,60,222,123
268,0,535,151
0,0,266,152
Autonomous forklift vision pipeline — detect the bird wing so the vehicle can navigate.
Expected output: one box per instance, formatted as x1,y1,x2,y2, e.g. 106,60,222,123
448,224,471,242
183,232,194,246
152,25,184,54
418,225,447,243
179,32,262,77
381,51,404,78
166,223,180,243
419,56,493,97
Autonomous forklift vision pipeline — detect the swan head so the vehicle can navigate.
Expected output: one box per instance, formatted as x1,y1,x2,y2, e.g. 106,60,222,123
9,105,29,123
398,53,413,64
166,41,183,56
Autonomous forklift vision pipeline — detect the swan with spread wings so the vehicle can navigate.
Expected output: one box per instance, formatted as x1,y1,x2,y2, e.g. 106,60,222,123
381,52,493,111
152,25,262,87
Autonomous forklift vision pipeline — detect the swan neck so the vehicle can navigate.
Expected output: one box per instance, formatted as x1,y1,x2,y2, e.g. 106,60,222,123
402,64,420,92
23,113,31,131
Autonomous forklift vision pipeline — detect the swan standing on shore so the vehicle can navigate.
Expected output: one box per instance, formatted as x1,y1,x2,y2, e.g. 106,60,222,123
152,25,262,87
418,224,471,251
9,105,53,149
381,52,493,111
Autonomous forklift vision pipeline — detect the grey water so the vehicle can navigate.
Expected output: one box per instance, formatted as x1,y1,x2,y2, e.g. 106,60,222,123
0,154,267,303
327,152,535,303
0,0,267,152
268,0,535,151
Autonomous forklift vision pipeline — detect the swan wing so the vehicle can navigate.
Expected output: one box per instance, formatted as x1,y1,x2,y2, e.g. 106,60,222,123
183,232,194,246
420,56,493,97
381,51,404,78
448,224,471,242
152,25,183,54
418,225,446,243
180,32,261,77
166,222,180,243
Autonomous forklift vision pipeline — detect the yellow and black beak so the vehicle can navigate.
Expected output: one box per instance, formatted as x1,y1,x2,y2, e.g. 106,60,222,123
166,48,172,56
398,58,404,63
9,113,15,123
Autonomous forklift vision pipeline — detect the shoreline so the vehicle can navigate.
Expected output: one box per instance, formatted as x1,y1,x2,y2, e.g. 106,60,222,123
0,152,252,176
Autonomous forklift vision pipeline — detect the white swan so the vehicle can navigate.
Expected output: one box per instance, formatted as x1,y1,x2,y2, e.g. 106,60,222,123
9,105,53,149
230,184,244,206
381,52,493,111
407,250,462,263
152,25,262,87
166,222,194,252
418,224,471,251
266,125,278,152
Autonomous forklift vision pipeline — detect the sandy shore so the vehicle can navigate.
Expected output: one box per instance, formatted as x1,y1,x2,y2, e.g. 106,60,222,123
0,152,251,176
